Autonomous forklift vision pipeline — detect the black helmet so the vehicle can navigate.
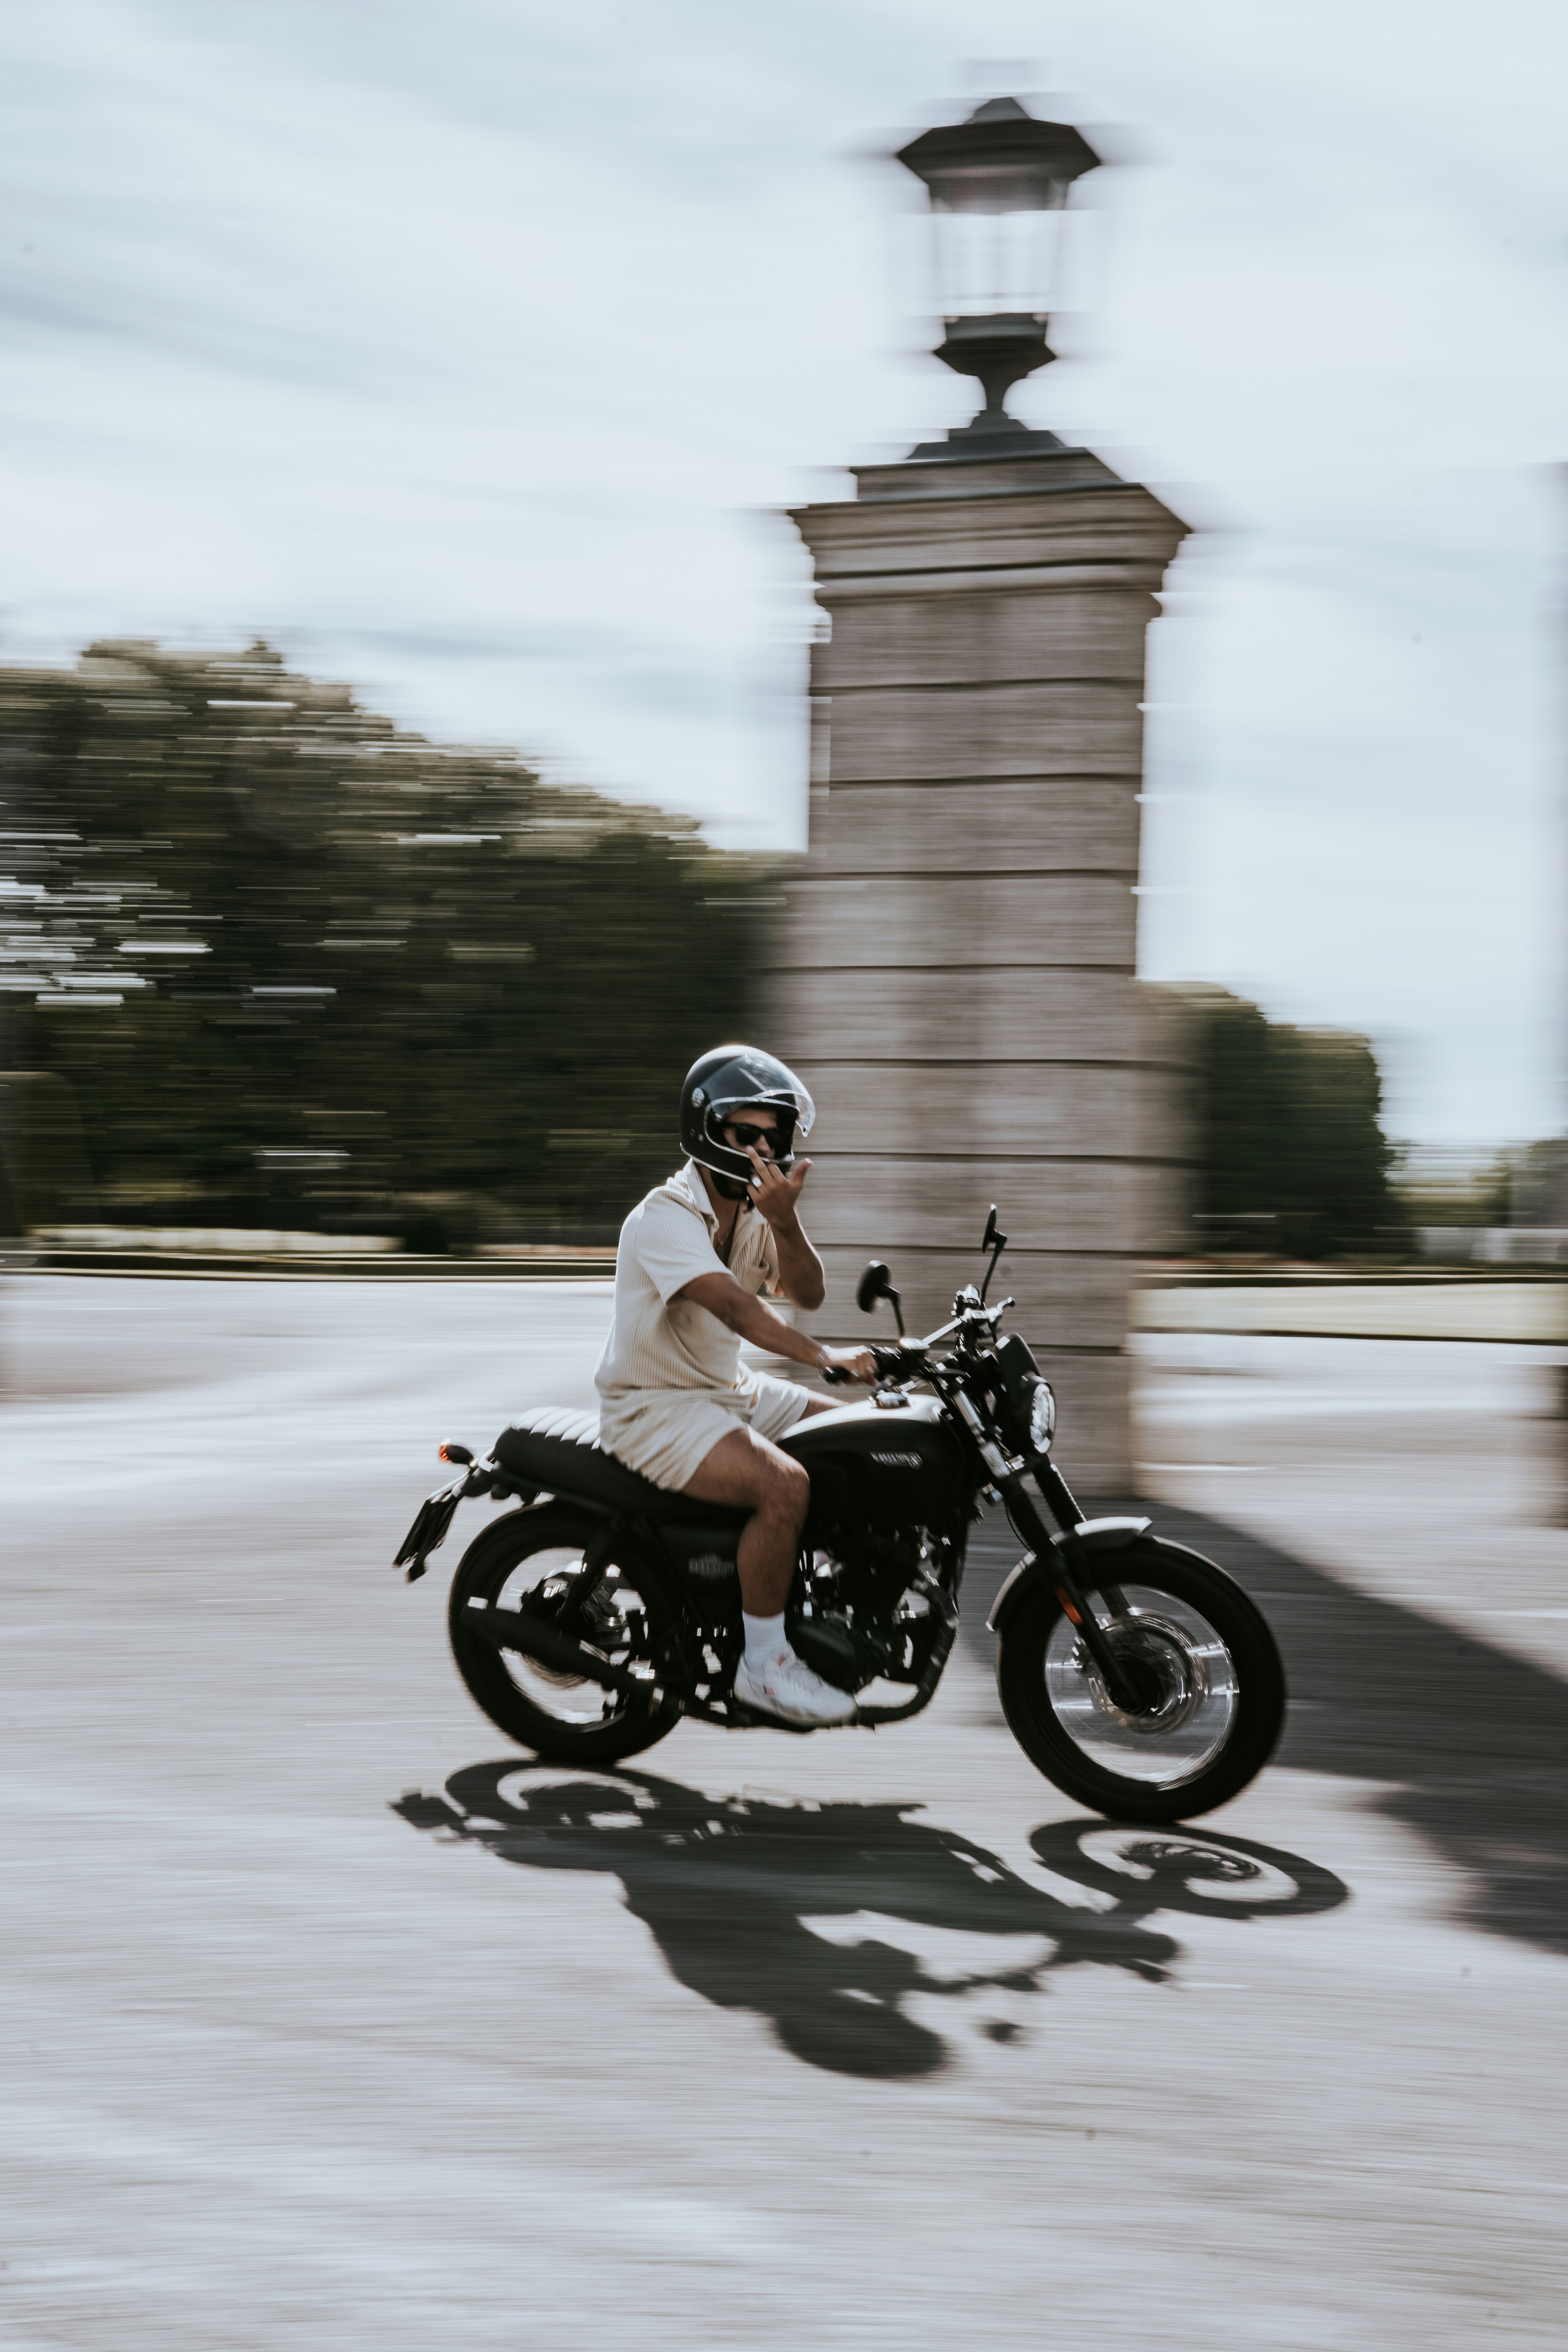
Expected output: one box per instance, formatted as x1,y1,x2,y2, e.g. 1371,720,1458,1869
680,1045,816,1187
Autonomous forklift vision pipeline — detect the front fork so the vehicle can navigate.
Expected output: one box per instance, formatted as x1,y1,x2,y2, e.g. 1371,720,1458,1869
1000,1462,1142,1711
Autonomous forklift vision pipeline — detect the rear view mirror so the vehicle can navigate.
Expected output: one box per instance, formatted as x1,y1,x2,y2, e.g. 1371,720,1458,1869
855,1259,905,1336
979,1204,1008,1303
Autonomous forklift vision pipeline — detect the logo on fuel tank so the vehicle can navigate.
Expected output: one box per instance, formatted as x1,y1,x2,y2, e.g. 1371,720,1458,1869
871,1451,923,1468
686,1552,737,1579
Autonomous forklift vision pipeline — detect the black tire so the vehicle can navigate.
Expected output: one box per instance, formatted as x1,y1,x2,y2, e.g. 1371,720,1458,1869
447,1506,681,1767
995,1537,1286,1823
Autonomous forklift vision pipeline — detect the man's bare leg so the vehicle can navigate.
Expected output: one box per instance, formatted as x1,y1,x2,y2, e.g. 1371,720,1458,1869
683,1424,809,1615
684,1421,854,1723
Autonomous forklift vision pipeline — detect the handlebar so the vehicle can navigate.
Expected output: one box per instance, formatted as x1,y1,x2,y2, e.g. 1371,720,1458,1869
822,1341,924,1387
818,1292,1018,1392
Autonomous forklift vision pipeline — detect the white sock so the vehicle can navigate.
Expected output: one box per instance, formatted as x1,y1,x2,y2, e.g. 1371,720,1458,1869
742,1611,788,1673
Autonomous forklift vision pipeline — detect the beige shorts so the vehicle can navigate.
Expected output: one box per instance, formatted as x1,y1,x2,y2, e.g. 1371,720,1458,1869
597,1371,813,1494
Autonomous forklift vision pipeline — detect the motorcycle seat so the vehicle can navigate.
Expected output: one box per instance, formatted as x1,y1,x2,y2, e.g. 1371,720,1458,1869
492,1408,749,1528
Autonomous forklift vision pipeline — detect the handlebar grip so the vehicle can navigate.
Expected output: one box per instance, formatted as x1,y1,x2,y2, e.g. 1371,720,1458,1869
820,1362,853,1386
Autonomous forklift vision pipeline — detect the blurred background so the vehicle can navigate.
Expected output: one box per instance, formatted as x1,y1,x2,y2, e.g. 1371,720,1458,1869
8,14,1568,2347
3,0,1567,1258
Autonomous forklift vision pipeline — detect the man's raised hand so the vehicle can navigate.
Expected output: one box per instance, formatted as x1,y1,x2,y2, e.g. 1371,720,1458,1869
745,1145,812,1232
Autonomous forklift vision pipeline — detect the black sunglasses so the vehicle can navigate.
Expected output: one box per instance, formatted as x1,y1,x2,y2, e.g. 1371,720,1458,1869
722,1117,790,1152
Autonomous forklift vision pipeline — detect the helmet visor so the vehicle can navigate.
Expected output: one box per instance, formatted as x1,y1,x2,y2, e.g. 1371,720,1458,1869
697,1049,815,1140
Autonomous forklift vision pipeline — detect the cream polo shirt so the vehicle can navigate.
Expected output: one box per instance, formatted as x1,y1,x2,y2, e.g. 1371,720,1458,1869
594,1160,781,1406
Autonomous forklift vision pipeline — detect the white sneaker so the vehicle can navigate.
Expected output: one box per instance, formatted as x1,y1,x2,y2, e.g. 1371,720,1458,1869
734,1644,857,1726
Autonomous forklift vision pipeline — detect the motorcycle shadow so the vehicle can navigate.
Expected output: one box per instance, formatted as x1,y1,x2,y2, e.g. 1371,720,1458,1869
393,1762,1347,2080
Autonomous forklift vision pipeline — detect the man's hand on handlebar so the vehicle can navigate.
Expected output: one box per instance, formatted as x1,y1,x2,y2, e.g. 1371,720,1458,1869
818,1343,880,1385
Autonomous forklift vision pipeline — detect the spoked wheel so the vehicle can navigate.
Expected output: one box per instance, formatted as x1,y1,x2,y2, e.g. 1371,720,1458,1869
995,1537,1286,1822
447,1506,680,1766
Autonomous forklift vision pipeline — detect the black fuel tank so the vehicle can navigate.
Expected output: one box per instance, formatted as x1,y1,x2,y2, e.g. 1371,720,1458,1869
782,1396,964,1530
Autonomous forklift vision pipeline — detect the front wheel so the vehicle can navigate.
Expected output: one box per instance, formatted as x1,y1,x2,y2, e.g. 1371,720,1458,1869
996,1537,1285,1822
448,1506,681,1766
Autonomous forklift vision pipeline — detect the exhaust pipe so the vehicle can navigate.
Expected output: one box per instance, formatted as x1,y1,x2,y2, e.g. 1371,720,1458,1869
465,1606,640,1693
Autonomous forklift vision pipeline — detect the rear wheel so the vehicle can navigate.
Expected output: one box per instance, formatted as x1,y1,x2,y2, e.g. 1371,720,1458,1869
448,1507,681,1766
996,1537,1285,1822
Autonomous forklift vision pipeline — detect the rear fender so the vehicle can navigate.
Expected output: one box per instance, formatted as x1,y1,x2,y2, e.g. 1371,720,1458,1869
394,1477,468,1582
451,1496,609,1581
394,1460,543,1583
986,1516,1152,1635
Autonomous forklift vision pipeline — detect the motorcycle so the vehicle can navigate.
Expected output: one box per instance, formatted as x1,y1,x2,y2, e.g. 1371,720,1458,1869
394,1207,1287,1822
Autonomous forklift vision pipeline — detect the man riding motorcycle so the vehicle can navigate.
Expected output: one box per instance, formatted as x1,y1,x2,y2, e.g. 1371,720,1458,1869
595,1046,877,1726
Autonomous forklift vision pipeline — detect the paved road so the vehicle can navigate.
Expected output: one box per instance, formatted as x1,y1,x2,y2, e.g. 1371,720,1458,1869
3,1279,1566,2348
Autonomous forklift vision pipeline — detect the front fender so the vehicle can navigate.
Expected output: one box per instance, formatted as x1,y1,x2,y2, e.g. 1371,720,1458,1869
986,1515,1152,1635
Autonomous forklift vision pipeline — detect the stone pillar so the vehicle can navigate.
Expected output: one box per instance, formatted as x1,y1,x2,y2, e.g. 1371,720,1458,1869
772,445,1189,1490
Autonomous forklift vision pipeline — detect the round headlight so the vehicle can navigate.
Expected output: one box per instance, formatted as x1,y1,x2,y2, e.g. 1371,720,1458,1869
1028,1380,1056,1453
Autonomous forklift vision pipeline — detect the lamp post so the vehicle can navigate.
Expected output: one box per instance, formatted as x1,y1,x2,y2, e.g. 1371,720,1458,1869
776,91,1187,1491
896,95,1100,454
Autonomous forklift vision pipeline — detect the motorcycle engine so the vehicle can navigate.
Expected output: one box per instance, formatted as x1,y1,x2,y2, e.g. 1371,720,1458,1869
788,1528,945,1694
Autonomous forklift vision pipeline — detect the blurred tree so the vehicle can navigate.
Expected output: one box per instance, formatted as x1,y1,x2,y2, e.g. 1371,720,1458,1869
1390,1143,1519,1231
1181,987,1401,1259
0,641,773,1244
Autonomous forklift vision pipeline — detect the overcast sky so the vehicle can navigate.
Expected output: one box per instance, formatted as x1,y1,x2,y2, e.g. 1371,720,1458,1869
5,0,1568,1145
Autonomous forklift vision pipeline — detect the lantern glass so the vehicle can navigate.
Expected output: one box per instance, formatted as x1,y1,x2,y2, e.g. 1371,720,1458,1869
929,188,1069,320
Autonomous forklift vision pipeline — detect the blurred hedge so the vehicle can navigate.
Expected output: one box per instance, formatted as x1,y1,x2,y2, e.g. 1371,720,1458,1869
0,640,775,1244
